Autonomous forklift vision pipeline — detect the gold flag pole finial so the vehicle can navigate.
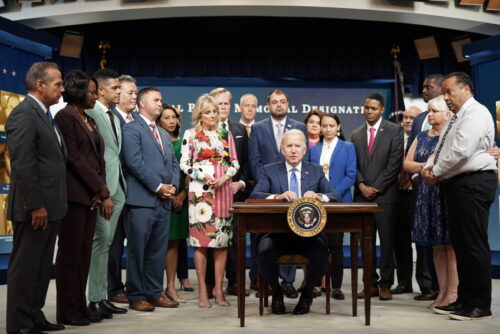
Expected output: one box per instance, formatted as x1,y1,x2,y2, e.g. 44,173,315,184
98,40,111,69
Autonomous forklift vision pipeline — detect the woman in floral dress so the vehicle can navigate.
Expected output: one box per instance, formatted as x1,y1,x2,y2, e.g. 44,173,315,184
180,94,239,308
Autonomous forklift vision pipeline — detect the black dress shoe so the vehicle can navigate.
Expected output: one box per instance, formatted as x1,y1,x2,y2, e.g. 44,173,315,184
101,299,128,314
87,312,103,323
89,301,113,319
8,329,46,334
448,307,492,321
433,302,467,315
390,285,413,294
292,298,312,315
282,285,298,299
61,318,90,326
331,289,345,300
414,290,438,301
35,321,65,331
271,296,287,315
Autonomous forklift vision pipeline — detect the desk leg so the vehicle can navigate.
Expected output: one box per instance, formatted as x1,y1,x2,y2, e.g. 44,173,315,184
237,214,246,327
350,232,359,317
363,216,372,326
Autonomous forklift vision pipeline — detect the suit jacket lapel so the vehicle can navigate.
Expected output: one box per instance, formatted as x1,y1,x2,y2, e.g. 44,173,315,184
28,96,65,159
138,117,164,156
300,163,311,196
330,139,342,168
69,106,100,157
278,162,289,194
369,120,386,160
359,124,368,158
311,142,322,163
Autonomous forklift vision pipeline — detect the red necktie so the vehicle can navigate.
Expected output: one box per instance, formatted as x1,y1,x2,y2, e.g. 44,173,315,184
150,124,163,151
368,127,376,155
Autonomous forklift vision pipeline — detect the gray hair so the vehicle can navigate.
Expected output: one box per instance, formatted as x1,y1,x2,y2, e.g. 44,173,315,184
25,62,59,92
118,74,136,84
239,93,257,105
428,95,450,113
281,129,306,147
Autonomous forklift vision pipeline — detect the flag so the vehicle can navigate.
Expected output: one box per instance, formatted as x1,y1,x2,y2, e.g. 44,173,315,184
389,45,406,123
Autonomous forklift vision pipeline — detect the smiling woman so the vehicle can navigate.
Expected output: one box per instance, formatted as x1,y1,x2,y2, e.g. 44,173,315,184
180,93,240,308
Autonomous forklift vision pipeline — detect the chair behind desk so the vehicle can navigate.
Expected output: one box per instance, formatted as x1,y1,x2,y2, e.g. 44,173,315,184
244,198,333,315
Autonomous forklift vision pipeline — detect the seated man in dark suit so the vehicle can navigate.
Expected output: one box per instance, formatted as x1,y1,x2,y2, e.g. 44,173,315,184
250,129,339,315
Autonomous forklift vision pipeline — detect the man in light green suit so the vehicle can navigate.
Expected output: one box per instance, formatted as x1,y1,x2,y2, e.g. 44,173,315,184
85,69,128,318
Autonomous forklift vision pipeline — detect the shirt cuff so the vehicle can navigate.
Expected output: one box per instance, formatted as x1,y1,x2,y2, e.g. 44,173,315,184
266,195,276,199
432,165,441,178
320,194,329,202
155,183,163,193
238,180,246,190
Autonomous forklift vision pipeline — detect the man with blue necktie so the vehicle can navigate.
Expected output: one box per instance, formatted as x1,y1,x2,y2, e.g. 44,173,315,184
248,89,308,298
250,130,338,315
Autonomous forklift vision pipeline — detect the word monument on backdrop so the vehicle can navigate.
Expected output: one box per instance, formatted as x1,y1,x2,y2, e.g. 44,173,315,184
137,79,393,139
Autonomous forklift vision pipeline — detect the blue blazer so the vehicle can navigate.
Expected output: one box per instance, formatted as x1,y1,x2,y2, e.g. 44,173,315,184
122,116,180,208
250,161,339,201
248,117,307,180
308,139,356,202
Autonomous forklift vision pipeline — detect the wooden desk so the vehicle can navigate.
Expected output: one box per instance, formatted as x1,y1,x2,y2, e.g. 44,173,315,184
230,202,382,327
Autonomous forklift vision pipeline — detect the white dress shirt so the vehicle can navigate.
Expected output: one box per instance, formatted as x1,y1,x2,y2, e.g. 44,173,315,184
115,106,134,123
319,137,338,180
432,97,497,179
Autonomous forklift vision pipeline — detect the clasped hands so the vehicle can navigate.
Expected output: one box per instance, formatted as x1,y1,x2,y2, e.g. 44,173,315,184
421,165,439,185
204,175,230,189
359,183,379,200
275,190,322,202
157,184,177,199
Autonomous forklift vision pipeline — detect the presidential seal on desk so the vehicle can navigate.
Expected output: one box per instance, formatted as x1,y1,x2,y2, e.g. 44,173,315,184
287,197,327,237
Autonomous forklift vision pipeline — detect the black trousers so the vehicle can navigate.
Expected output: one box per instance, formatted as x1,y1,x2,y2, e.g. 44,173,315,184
107,205,127,298
370,202,396,288
56,202,97,323
393,190,414,288
328,232,344,289
7,220,59,332
444,170,497,310
258,234,328,299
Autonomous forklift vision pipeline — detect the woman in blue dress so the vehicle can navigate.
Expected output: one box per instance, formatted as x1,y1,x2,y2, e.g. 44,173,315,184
309,113,357,300
404,95,458,310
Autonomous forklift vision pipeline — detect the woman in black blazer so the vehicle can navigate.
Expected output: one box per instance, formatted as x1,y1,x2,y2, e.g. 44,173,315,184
54,70,110,326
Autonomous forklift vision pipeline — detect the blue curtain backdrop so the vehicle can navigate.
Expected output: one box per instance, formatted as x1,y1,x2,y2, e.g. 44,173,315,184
49,17,475,95
0,44,43,94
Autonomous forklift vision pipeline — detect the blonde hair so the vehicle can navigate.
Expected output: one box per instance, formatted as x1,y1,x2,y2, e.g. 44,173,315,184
209,87,232,101
428,95,450,114
192,94,219,131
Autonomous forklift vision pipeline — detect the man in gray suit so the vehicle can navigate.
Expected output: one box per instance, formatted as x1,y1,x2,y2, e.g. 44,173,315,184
122,87,180,311
351,93,403,301
6,62,67,333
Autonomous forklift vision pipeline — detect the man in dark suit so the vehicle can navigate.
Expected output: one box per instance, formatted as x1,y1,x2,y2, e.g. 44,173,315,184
248,89,308,298
122,87,180,312
6,62,67,333
250,129,338,315
351,93,403,301
206,87,250,296
405,74,444,301
107,74,138,304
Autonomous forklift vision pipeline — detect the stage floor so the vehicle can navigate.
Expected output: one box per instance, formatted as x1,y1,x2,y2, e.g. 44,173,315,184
1,269,499,334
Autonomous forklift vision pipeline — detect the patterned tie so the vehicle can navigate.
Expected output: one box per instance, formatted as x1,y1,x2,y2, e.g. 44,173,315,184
367,127,376,155
126,113,134,123
276,123,283,150
290,167,299,197
433,113,458,164
221,122,227,130
149,123,163,151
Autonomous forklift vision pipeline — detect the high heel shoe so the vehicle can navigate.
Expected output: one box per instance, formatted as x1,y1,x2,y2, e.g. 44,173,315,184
213,289,230,307
179,279,194,292
165,290,187,304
